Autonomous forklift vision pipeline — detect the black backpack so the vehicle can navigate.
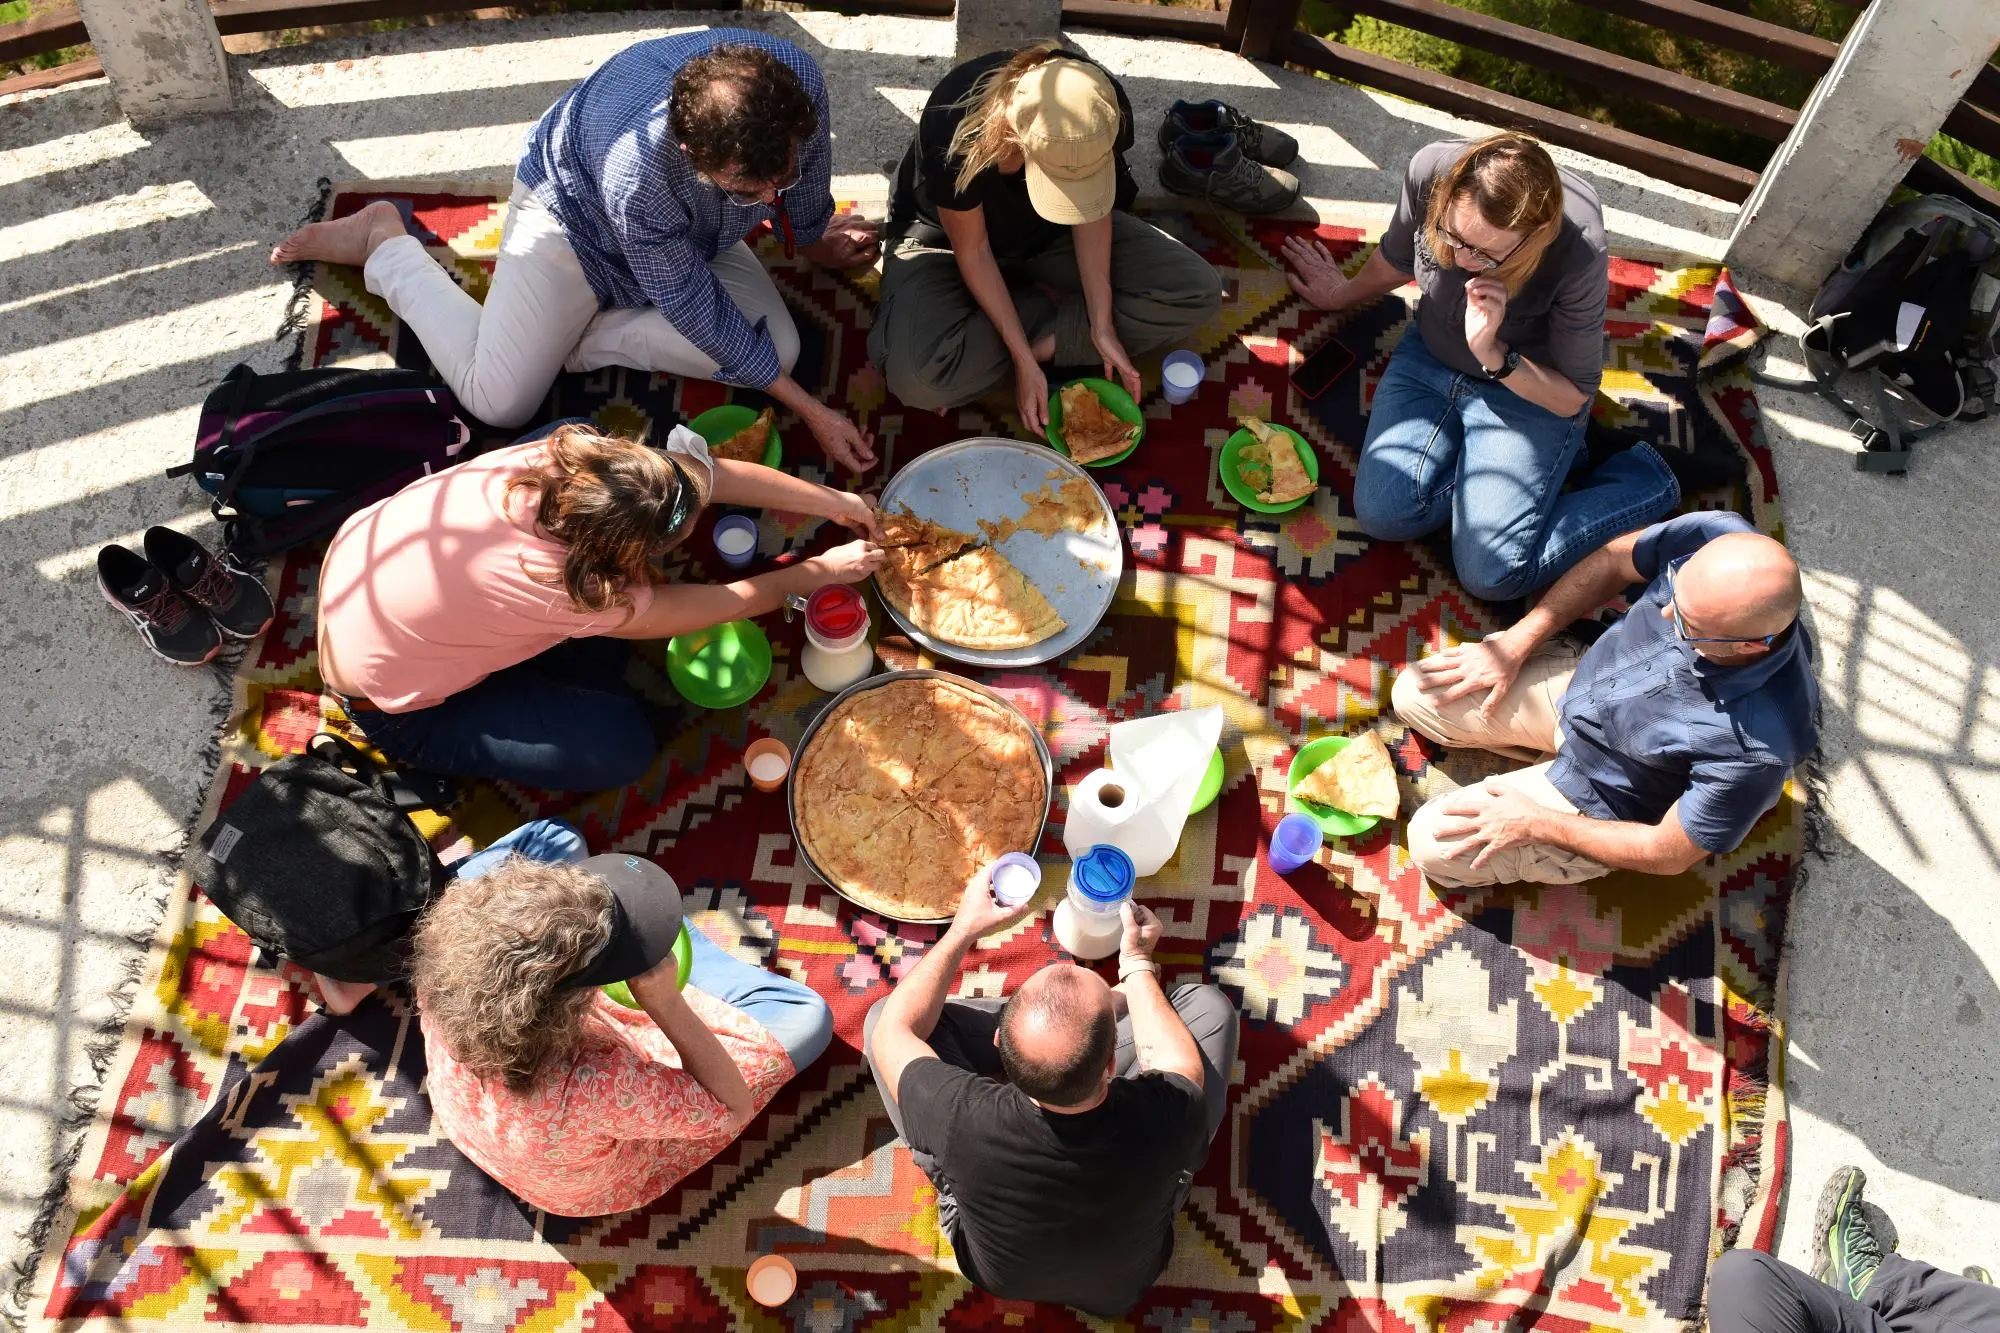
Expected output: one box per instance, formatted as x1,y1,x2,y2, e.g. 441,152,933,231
167,363,472,557
1763,194,2000,474
186,734,442,983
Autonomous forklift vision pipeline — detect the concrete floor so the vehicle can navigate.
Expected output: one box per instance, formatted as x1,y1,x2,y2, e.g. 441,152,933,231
0,5,1991,1306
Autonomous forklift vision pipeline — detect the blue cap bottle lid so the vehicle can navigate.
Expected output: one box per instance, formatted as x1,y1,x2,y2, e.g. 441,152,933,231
1073,844,1135,903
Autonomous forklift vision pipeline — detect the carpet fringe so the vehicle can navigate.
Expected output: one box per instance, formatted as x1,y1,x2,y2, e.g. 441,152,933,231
275,177,332,371
4,644,246,1330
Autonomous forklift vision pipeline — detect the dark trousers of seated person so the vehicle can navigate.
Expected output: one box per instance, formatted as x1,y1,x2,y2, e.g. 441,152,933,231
863,983,1239,1157
348,636,659,792
1709,1250,2000,1333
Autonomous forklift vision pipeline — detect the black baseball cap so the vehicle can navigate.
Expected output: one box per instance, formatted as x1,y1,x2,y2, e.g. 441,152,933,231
558,853,686,990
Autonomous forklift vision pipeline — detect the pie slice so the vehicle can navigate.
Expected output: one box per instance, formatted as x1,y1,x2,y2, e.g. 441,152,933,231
1059,383,1139,464
1294,731,1400,819
1237,417,1316,505
713,407,774,463
915,545,1066,650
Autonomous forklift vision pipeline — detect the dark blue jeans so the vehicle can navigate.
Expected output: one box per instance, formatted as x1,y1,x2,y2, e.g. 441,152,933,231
1354,331,1679,600
351,636,657,791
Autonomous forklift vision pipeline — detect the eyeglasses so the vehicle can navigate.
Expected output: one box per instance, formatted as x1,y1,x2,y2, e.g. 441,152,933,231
1439,221,1523,271
715,157,802,208
1664,556,1782,647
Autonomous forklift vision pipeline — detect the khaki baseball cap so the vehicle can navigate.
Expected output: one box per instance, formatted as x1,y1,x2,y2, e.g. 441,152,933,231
1006,58,1121,226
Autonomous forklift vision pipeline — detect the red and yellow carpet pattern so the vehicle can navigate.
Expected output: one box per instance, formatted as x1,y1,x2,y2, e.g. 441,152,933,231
32,184,1796,1332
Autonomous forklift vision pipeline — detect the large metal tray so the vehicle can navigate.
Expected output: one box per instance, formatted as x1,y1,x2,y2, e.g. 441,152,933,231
873,437,1123,668
787,668,1055,924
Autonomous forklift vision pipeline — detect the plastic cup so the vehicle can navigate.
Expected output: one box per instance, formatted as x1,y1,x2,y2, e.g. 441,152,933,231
712,514,759,570
1268,812,1323,875
746,1254,797,1308
1161,350,1205,406
989,852,1042,907
744,737,792,792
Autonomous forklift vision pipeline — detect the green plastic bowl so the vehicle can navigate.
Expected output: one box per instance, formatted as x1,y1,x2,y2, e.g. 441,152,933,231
603,922,695,1006
1187,746,1227,815
667,619,773,710
1285,736,1384,839
1220,423,1319,514
688,403,782,469
1047,377,1144,467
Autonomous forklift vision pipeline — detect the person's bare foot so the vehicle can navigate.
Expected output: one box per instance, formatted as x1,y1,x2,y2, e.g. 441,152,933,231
312,973,376,1016
270,199,407,268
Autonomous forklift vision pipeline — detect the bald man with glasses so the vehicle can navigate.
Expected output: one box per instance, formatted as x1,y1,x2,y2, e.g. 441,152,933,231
1390,512,1818,886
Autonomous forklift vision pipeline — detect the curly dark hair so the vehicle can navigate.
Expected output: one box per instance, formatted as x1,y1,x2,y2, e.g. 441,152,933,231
668,44,817,182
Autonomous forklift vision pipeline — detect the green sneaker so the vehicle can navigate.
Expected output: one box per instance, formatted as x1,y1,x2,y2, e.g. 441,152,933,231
1811,1167,1885,1299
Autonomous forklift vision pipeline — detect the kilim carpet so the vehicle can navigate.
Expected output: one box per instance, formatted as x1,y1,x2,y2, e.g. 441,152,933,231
30,181,1800,1333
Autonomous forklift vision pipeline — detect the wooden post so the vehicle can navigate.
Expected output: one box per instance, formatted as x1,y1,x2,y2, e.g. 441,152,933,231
1235,0,1303,63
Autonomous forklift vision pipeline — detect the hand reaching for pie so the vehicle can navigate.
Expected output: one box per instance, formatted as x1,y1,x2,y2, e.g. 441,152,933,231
806,539,885,585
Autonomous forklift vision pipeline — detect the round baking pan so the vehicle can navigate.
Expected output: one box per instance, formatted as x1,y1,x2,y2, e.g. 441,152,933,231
787,668,1055,924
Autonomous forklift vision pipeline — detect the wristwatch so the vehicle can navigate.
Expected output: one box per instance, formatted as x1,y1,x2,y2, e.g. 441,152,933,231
1481,347,1521,381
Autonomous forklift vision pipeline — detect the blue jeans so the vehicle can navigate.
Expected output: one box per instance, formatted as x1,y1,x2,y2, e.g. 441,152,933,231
455,820,833,1071
1353,332,1678,600
352,636,657,792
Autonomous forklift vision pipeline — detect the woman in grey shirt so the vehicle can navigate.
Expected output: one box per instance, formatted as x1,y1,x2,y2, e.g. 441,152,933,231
1284,133,1677,601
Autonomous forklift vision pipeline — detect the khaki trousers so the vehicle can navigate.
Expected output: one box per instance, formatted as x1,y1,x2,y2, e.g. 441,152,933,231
1392,639,1611,888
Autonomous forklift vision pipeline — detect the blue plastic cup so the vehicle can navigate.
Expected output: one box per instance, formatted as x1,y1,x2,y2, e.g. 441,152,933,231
1161,350,1205,406
712,513,759,570
1267,812,1322,875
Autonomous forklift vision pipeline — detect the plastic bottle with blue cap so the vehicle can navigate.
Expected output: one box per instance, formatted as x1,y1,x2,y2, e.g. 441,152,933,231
1052,844,1135,960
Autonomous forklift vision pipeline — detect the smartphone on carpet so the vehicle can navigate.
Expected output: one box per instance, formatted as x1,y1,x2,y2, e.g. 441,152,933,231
1291,337,1357,400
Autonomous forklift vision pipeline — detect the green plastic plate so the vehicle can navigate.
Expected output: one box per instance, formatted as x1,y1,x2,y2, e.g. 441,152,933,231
1047,377,1144,467
603,922,695,1006
1220,423,1319,514
1285,736,1384,839
688,403,782,470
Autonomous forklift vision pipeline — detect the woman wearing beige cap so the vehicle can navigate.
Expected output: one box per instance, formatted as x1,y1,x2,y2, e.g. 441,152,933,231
872,46,1222,430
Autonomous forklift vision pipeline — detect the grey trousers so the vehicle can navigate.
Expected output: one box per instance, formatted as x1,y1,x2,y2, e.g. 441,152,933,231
867,213,1224,411
1709,1251,2000,1333
862,982,1240,1153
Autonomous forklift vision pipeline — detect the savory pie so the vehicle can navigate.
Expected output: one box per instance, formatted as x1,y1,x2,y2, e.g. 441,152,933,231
712,407,774,463
1059,383,1139,464
795,677,1047,919
1294,731,1400,819
1237,417,1316,505
876,505,1068,650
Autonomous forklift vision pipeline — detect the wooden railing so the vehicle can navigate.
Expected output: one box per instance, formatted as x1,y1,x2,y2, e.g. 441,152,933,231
2,0,1996,215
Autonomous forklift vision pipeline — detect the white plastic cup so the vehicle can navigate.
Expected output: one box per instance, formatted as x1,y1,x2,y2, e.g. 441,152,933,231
989,852,1042,907
1161,350,1205,406
713,514,758,570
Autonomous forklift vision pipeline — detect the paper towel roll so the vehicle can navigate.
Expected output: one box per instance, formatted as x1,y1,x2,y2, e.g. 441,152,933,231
1063,768,1178,875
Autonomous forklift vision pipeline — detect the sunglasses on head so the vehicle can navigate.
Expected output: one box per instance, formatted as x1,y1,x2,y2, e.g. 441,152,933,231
658,457,698,544
1664,556,1782,647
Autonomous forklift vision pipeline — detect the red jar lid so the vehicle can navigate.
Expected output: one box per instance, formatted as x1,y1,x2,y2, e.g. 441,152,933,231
806,584,867,639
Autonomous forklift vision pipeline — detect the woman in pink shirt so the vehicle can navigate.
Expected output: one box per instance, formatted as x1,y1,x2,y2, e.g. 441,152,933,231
410,826,832,1217
318,419,881,790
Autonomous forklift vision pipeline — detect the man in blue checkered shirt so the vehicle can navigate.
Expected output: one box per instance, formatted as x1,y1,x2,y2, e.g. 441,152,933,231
272,29,882,471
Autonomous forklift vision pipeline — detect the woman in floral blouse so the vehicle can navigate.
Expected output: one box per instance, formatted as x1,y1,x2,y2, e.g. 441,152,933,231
410,822,832,1216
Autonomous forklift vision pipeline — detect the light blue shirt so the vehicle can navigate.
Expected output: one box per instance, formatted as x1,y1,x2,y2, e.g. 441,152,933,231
517,29,834,388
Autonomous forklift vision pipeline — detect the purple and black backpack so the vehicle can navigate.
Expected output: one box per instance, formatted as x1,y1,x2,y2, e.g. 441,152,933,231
169,363,471,557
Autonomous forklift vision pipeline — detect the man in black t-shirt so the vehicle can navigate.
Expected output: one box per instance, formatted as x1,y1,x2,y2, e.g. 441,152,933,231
863,872,1240,1318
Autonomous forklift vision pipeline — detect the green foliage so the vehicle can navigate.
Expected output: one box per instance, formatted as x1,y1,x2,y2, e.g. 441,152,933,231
0,1,30,24
1318,0,1997,194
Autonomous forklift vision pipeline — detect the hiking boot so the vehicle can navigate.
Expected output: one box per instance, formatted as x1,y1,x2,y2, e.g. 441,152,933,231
97,544,220,666
1158,99,1299,168
1159,132,1300,216
1811,1166,1886,1300
1967,1266,1994,1284
145,526,274,641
